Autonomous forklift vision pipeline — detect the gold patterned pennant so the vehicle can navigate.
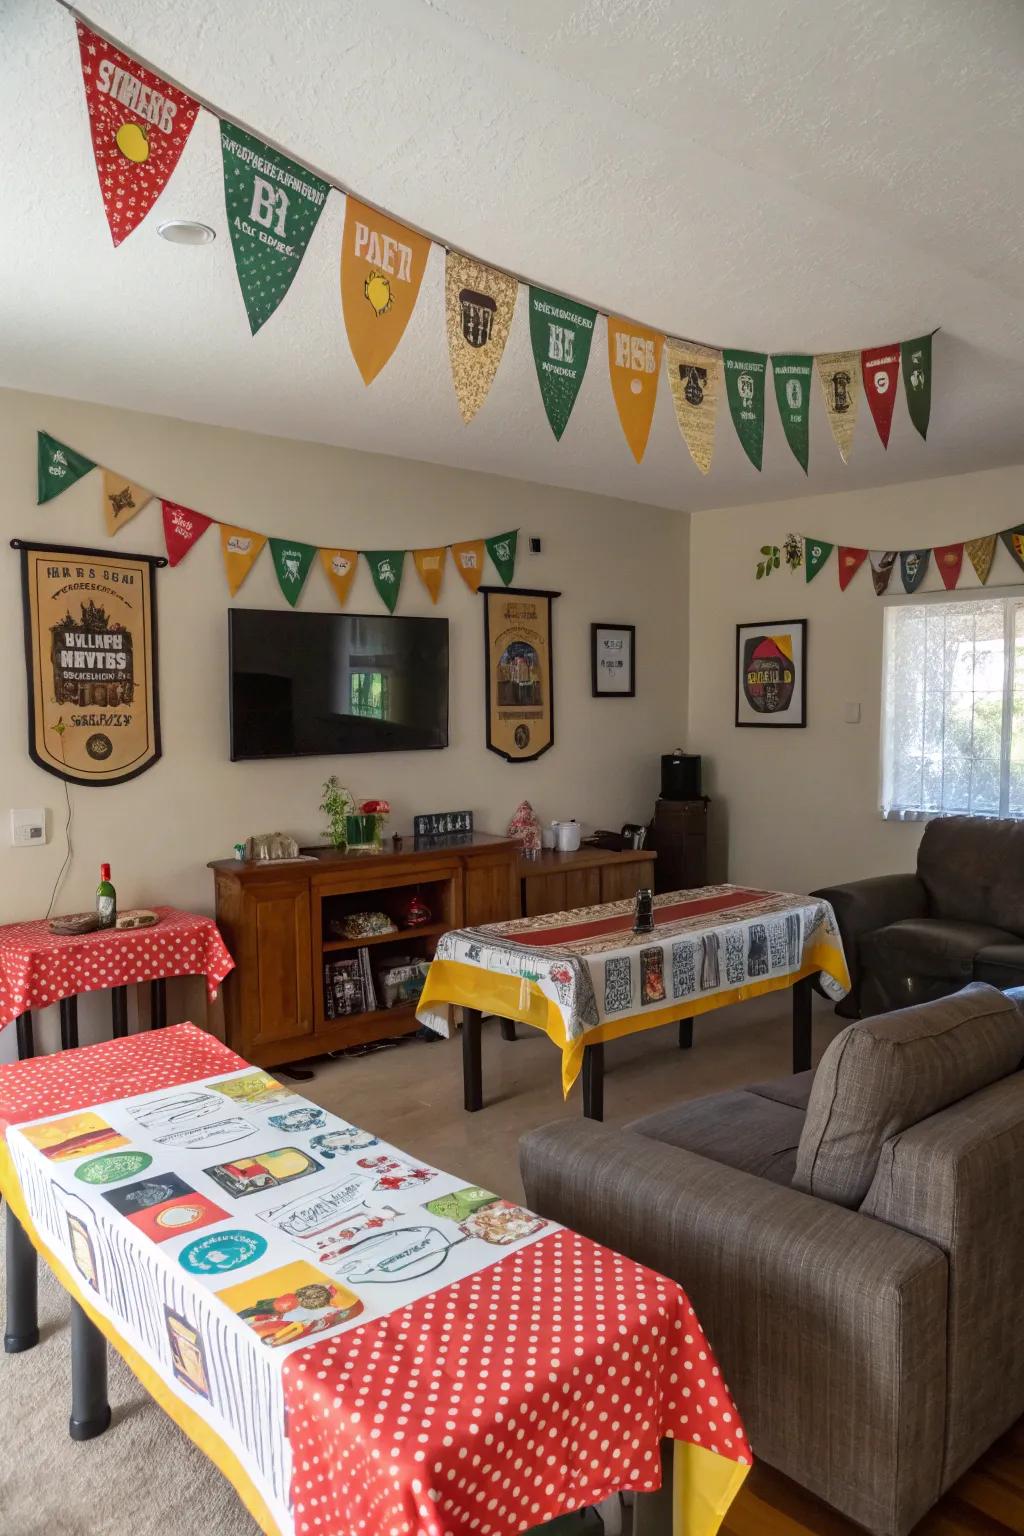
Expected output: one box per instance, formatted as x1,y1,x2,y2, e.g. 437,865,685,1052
101,470,152,536
445,253,519,424
664,340,721,475
965,535,996,585
816,350,861,463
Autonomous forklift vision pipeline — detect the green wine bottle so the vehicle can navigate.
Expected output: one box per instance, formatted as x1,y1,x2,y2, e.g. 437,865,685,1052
96,863,117,930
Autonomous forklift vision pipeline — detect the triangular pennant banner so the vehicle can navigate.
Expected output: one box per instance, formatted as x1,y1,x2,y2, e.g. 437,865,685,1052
413,547,446,604
161,500,212,566
75,21,199,246
804,538,833,582
899,548,931,594
934,543,964,591
101,470,152,536
341,197,431,385
365,550,405,612
269,538,317,606
869,550,898,596
319,548,358,607
723,351,768,471
445,253,518,424
665,340,721,475
451,539,486,594
965,535,996,585
528,288,596,440
861,344,901,448
771,354,813,473
816,351,861,463
37,432,95,503
1000,527,1024,576
220,525,267,596
220,123,329,335
485,530,517,586
838,546,868,590
607,318,663,463
902,334,933,440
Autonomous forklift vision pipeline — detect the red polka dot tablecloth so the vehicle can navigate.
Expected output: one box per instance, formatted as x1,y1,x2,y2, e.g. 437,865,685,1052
0,907,235,1029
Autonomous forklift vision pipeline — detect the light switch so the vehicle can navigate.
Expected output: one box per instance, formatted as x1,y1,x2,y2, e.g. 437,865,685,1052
10,809,47,847
844,702,861,724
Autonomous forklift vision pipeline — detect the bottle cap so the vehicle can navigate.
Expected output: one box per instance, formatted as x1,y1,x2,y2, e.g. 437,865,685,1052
100,863,111,881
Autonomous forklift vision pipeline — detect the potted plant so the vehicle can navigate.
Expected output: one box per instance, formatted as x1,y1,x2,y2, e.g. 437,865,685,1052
320,777,355,850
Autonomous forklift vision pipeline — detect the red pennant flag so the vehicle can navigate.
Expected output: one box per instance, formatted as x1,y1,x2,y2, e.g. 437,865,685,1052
838,546,868,590
76,22,200,246
162,500,213,566
861,345,901,449
934,543,964,590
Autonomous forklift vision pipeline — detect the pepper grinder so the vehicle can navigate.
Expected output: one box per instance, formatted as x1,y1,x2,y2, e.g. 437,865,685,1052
633,888,654,934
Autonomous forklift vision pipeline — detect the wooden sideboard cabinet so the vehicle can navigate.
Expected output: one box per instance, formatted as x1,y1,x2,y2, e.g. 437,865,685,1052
210,834,518,1067
650,797,709,894
518,847,657,918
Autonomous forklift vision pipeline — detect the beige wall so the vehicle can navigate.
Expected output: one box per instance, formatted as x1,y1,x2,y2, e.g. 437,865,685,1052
688,464,1024,894
0,386,687,1055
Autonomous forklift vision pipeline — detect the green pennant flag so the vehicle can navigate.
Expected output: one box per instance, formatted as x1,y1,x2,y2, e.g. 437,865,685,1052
804,538,833,581
269,538,317,606
37,431,95,503
485,530,517,586
528,288,597,440
365,550,405,613
771,355,813,473
901,334,932,440
221,122,330,335
723,351,767,470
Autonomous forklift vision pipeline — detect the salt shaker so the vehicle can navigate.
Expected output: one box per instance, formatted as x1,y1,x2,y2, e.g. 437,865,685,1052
633,888,654,933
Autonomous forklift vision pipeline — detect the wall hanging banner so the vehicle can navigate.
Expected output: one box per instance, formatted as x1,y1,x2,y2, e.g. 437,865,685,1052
17,540,161,785
607,318,663,463
482,586,557,762
37,432,95,504
869,549,898,596
101,471,152,537
341,197,431,385
76,21,199,247
161,500,212,566
220,524,267,595
816,351,860,463
452,539,486,594
804,538,833,582
722,351,767,471
934,543,964,590
1000,526,1024,576
965,534,996,585
770,354,813,473
319,548,357,606
413,547,446,603
269,537,316,606
861,344,901,448
528,288,596,440
485,530,518,587
664,341,721,475
365,550,405,612
838,546,867,590
902,334,933,440
220,122,329,335
445,253,518,423
899,548,930,593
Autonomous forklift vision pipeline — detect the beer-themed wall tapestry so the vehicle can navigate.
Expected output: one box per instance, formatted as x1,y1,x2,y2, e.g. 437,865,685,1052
15,540,163,785
482,587,558,762
735,619,807,730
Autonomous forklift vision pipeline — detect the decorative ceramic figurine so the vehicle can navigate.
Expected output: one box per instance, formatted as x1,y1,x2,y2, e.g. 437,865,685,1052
506,799,542,852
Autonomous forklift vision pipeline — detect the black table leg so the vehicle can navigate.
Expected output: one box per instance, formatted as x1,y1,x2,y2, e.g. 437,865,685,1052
69,1300,111,1440
499,1019,517,1042
15,1011,35,1060
110,985,128,1039
793,975,814,1072
582,1042,605,1121
150,977,167,1029
677,1017,693,1050
59,995,79,1051
5,1206,39,1353
462,1008,483,1112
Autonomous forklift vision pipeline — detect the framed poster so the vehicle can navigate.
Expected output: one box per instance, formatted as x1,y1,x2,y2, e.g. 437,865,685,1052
481,586,558,762
15,539,165,785
591,623,635,697
735,618,807,728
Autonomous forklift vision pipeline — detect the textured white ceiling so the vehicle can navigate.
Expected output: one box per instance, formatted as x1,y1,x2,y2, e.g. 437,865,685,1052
2,0,1022,512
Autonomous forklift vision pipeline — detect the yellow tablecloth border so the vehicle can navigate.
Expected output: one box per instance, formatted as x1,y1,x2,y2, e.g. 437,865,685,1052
673,1439,750,1536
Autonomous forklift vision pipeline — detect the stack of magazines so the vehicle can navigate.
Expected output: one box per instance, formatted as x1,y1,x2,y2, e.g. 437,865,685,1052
324,948,377,1018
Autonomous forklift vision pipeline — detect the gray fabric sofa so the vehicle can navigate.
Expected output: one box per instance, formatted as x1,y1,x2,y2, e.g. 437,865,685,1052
519,982,1024,1536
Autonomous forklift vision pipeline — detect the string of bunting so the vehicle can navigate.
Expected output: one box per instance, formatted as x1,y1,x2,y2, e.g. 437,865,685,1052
36,430,518,610
71,15,936,474
754,529,1024,595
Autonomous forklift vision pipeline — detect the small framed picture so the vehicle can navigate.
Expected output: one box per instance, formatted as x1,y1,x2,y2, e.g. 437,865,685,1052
591,624,636,697
735,619,807,728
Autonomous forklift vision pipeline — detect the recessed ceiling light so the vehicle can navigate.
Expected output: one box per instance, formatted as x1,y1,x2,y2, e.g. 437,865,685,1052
157,219,216,246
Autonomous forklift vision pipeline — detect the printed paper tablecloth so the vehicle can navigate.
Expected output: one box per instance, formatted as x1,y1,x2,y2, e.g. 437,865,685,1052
0,906,235,1028
0,1024,751,1536
418,884,850,1092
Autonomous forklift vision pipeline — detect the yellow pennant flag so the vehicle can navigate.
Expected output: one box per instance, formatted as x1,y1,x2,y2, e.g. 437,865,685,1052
451,539,486,593
816,350,860,463
445,252,519,423
664,340,721,475
319,548,358,606
965,535,996,585
220,524,267,596
607,317,663,463
101,470,152,536
413,547,446,604
341,197,431,386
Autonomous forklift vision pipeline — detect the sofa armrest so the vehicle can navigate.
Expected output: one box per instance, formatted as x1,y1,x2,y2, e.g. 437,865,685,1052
521,1119,947,1536
811,873,928,1013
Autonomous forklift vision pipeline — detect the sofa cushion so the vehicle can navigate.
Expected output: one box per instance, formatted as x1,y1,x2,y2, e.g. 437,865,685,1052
793,982,1024,1208
746,1070,815,1111
917,815,1024,933
973,942,1024,987
628,1088,804,1186
859,917,1017,980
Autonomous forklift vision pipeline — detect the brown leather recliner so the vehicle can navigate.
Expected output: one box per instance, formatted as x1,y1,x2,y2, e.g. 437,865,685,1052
812,815,1024,1017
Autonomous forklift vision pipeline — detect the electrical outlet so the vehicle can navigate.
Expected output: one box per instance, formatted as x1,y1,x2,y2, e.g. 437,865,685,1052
10,809,47,847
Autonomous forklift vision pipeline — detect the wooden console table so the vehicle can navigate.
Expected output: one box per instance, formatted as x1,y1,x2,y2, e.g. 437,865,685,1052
518,846,656,918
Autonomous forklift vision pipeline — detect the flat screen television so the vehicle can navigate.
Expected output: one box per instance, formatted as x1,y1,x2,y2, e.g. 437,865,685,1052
229,608,449,760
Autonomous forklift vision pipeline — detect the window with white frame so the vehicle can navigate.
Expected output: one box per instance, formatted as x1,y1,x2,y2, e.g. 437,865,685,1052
881,594,1024,820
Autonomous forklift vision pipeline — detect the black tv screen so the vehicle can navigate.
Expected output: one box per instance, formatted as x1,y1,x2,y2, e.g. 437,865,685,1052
229,608,449,759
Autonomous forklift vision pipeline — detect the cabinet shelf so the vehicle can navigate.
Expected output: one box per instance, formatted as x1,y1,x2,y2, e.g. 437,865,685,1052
322,921,448,953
